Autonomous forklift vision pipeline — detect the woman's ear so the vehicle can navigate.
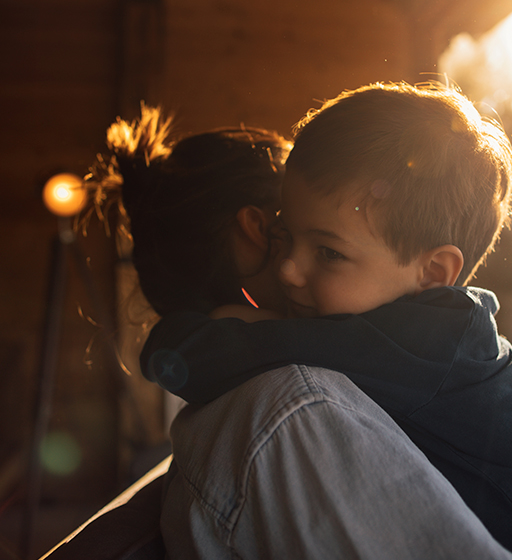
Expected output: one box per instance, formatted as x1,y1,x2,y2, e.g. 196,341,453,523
231,205,271,276
235,205,270,250
418,245,464,291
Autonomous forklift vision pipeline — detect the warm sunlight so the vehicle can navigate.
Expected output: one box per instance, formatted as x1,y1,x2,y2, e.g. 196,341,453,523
439,12,512,130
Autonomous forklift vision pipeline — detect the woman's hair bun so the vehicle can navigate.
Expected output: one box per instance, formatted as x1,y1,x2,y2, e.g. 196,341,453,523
84,104,174,223
106,104,174,218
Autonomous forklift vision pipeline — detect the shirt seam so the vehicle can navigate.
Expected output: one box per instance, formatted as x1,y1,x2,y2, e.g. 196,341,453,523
171,364,325,538
225,365,367,543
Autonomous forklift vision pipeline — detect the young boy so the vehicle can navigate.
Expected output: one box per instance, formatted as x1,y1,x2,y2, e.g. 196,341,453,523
141,82,512,549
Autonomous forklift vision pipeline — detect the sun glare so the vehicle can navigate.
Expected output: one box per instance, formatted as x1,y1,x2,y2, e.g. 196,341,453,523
439,13,512,129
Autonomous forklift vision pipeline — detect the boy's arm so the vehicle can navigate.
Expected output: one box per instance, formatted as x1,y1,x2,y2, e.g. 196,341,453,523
140,288,472,407
209,304,283,322
140,310,300,403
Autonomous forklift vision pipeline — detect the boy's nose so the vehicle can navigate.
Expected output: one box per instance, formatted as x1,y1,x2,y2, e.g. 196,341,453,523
279,258,307,288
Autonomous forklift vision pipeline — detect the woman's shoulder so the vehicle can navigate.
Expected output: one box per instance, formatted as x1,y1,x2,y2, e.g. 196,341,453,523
169,364,403,513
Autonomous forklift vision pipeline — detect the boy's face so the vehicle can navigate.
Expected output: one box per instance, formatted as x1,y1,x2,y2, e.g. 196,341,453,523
277,171,423,317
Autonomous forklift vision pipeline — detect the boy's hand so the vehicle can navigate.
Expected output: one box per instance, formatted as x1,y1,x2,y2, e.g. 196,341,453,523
209,305,284,323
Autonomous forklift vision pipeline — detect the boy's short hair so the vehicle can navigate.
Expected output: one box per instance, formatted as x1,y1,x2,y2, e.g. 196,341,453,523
287,82,512,284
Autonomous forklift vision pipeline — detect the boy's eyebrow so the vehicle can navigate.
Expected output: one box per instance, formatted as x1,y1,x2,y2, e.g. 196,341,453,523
308,228,358,247
307,228,345,241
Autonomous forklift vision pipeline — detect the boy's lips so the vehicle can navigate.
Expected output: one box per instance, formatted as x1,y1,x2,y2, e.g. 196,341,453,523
286,298,318,318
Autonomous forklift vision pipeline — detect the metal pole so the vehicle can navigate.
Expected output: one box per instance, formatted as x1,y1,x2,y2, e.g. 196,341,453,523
21,224,69,560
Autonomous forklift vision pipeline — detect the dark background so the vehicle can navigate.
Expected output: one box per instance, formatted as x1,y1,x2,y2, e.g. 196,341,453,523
2,0,512,557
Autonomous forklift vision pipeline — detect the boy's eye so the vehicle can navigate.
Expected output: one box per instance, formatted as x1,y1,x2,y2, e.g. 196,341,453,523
319,247,346,262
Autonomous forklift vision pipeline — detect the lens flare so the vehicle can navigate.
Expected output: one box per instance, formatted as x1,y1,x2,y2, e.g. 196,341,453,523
40,431,82,476
241,287,259,308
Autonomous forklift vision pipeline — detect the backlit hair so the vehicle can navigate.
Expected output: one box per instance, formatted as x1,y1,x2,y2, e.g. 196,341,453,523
86,104,292,314
287,82,512,284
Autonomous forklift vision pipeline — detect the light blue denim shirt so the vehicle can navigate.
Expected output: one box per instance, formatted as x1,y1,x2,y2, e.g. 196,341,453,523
161,364,511,559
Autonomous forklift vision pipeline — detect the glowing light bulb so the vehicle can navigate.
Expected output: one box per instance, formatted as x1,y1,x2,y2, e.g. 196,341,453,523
42,173,87,217
55,186,72,201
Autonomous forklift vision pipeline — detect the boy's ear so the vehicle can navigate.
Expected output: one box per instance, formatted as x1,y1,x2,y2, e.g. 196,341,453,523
235,205,270,250
418,245,464,292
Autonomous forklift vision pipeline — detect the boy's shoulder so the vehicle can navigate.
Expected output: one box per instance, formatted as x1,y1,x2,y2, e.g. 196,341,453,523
354,286,500,364
457,286,500,316
392,285,498,313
